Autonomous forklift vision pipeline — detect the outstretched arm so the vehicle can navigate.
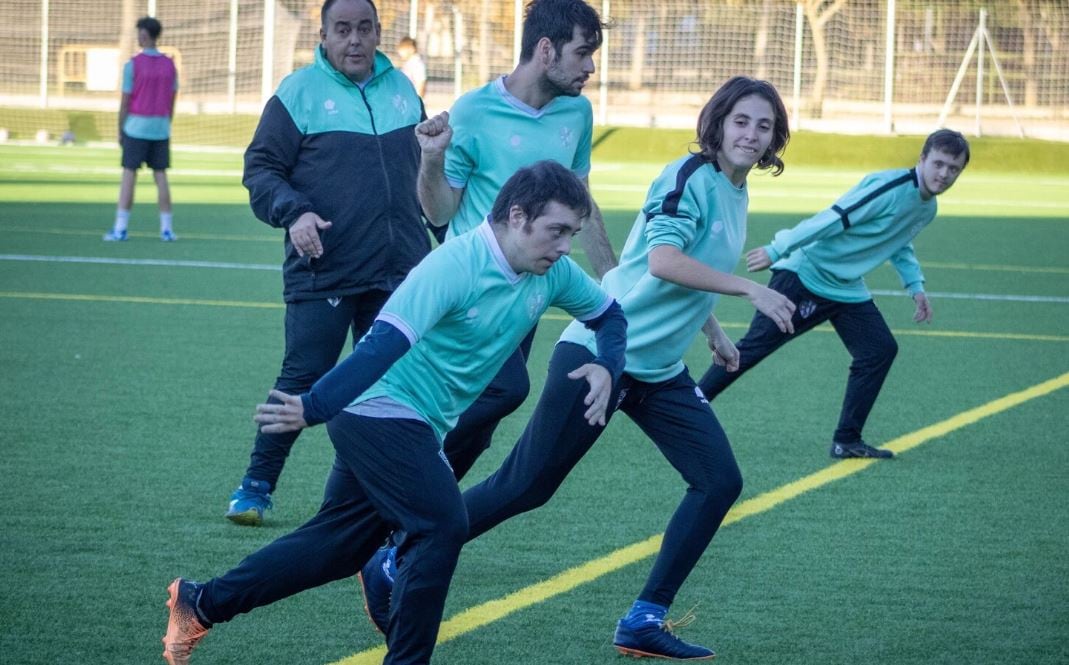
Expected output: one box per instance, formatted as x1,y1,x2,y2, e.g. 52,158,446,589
649,244,796,333
254,320,411,432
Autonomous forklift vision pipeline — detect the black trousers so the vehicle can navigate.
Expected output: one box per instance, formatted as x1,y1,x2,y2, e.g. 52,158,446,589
202,413,467,665
463,342,743,608
698,269,899,444
245,291,390,488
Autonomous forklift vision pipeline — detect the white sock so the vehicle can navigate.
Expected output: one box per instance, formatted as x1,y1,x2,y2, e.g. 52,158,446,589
114,209,130,233
160,212,173,233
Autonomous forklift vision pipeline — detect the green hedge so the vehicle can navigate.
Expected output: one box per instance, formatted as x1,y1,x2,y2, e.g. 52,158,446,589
2,107,1066,174
592,126,1069,174
0,107,259,146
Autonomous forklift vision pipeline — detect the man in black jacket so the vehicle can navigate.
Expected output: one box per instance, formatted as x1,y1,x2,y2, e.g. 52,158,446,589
225,0,430,526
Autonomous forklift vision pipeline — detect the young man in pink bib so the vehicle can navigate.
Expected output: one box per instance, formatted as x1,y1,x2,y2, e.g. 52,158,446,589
104,16,179,242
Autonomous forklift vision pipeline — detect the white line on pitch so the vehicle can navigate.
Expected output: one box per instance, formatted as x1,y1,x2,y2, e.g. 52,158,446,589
0,254,279,271
2,254,1067,304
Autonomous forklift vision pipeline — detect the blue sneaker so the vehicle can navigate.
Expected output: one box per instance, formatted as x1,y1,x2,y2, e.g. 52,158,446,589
103,229,128,241
160,229,177,242
224,478,272,526
613,607,715,660
357,546,395,634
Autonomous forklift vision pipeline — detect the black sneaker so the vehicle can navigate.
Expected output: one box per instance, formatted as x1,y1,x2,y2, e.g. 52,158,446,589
830,441,894,459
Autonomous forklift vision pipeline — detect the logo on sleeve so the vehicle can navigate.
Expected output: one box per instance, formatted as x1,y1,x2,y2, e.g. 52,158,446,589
393,94,409,115
559,126,574,147
526,293,546,320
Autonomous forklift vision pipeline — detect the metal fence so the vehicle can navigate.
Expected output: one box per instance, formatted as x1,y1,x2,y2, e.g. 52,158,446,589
1,0,1067,143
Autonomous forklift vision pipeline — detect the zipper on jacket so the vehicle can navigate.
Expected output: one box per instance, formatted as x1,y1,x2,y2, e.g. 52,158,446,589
357,84,396,246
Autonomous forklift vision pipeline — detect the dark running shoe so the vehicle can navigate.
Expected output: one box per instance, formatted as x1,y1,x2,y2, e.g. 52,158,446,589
357,546,395,634
613,609,715,660
830,441,894,459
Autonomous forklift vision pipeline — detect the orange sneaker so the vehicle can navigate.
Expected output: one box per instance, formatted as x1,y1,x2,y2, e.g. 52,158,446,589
162,578,210,664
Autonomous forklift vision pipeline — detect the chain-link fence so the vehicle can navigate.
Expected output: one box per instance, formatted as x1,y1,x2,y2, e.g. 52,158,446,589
1,0,1066,145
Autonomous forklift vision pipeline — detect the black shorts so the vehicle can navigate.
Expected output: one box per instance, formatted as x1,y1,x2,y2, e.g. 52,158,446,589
121,135,170,170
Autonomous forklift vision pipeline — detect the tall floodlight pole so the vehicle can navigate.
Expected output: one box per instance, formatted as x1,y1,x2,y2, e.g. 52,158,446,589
975,8,986,135
792,2,803,131
262,0,276,106
39,0,49,108
452,6,463,100
514,0,523,66
883,0,895,134
599,0,609,125
148,0,156,16
410,0,418,39
228,0,239,112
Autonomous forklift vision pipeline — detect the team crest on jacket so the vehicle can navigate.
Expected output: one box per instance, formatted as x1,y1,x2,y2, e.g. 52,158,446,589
324,99,337,115
799,299,816,319
526,293,546,320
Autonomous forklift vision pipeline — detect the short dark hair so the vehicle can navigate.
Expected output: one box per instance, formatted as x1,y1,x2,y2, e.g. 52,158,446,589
491,161,591,226
321,0,378,27
136,17,162,40
922,129,970,166
694,76,791,177
518,0,605,63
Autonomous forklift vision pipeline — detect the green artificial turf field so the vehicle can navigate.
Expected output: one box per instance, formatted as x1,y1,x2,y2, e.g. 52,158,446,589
0,134,1067,665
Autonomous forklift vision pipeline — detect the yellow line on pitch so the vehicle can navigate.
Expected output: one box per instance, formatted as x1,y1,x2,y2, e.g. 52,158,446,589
3,292,1068,343
542,313,1069,343
330,371,1069,665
